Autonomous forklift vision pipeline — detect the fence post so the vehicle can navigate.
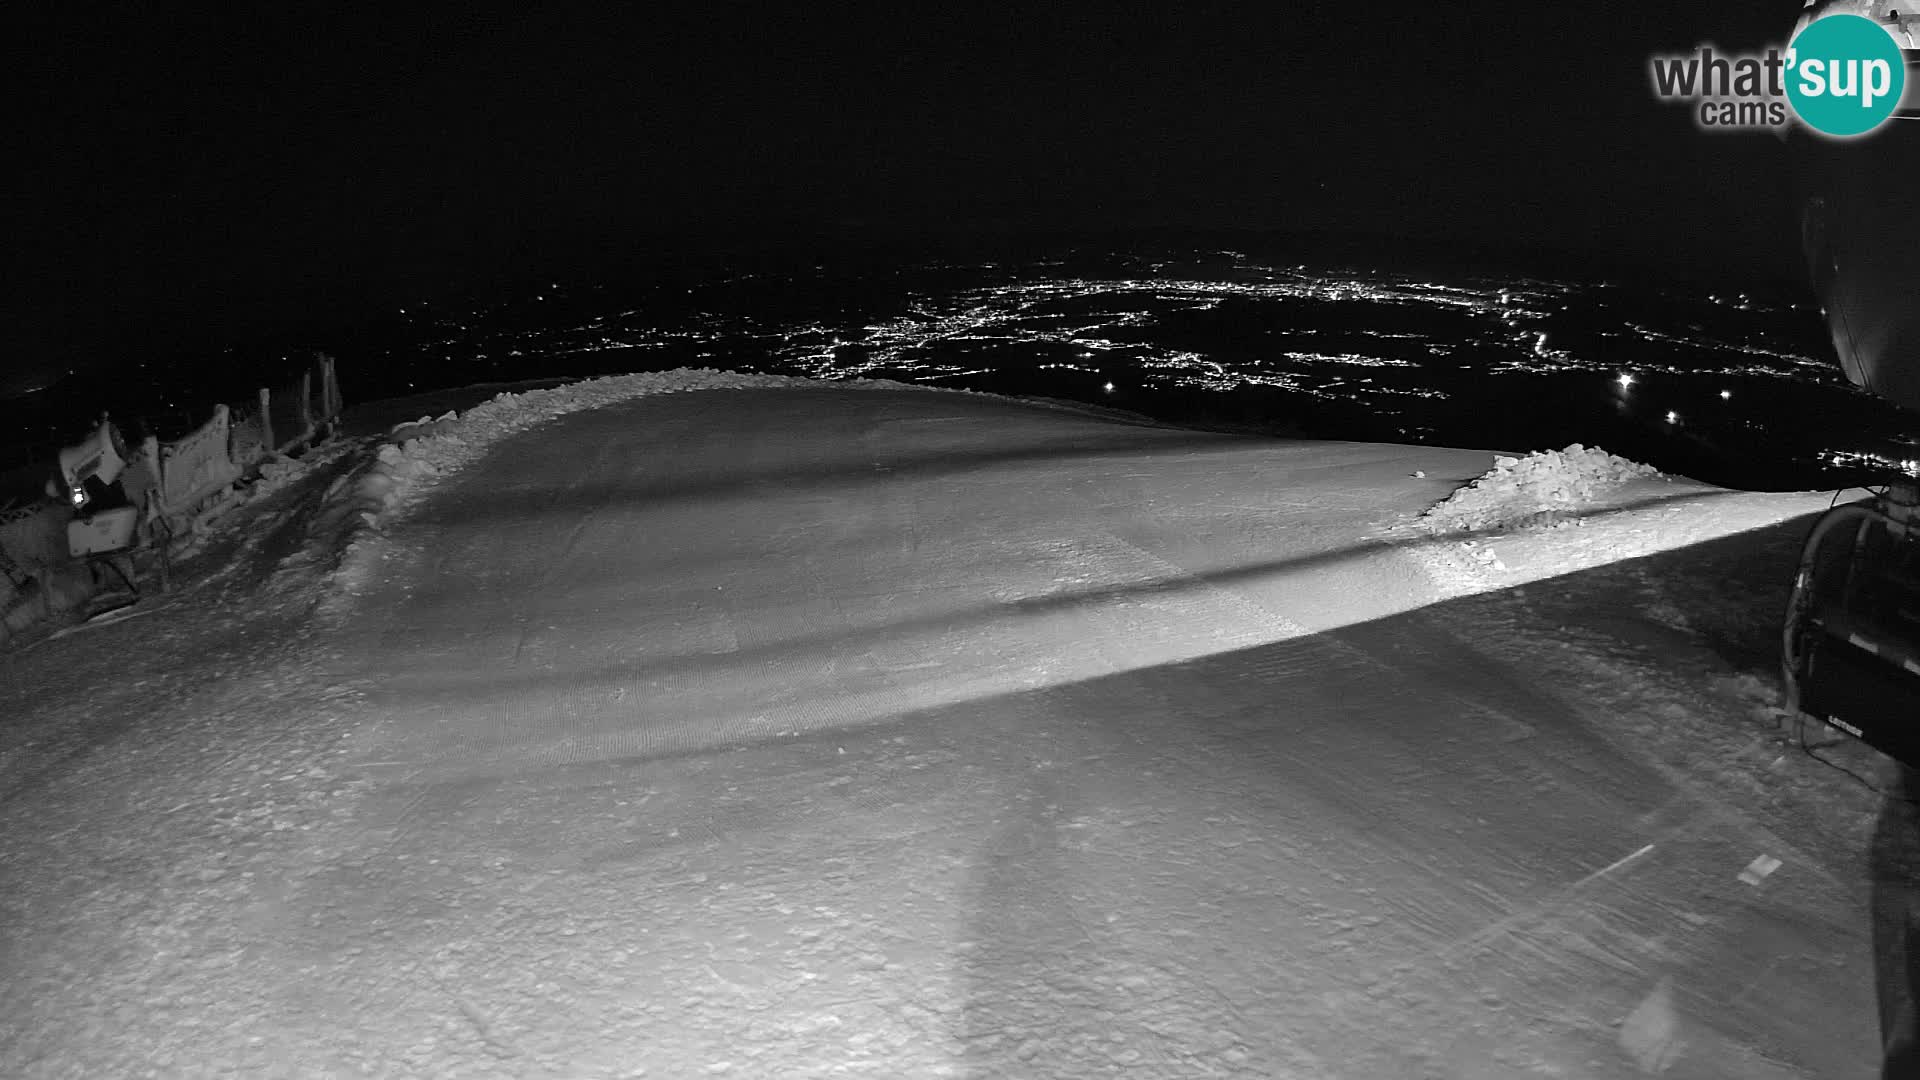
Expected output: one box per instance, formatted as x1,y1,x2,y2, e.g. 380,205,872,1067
298,369,313,444
135,434,168,593
137,434,159,510
258,387,273,457
151,433,168,520
211,404,229,475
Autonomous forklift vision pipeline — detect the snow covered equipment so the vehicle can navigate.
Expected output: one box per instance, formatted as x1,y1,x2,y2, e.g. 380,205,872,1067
47,418,151,612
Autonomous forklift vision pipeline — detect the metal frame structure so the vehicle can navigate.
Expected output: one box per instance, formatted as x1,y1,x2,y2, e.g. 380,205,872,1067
1783,480,1920,762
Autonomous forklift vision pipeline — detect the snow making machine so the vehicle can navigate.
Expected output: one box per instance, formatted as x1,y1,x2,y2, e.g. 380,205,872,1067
1781,2,1920,764
45,416,156,612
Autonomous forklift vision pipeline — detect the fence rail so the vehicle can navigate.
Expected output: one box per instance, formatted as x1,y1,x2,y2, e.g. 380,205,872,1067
0,353,344,641
159,405,241,526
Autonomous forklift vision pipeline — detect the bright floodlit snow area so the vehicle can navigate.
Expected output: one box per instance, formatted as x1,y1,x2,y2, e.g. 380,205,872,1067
0,370,1903,1078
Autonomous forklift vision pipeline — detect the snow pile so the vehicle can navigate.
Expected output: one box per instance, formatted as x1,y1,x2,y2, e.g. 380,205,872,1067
168,451,319,560
1419,444,1664,534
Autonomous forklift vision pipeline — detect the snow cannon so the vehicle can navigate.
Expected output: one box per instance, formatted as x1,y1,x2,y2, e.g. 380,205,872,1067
1781,1,1920,765
45,418,149,607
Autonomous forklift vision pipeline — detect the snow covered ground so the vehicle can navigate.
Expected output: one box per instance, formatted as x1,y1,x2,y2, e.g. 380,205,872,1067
0,371,1899,1078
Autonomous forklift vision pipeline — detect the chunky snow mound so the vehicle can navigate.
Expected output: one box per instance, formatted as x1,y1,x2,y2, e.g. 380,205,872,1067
1420,444,1665,534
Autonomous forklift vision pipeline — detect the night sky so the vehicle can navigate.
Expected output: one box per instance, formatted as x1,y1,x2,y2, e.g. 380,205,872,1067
7,3,1806,388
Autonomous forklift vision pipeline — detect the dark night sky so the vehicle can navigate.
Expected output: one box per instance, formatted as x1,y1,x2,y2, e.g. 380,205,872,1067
6,3,1808,385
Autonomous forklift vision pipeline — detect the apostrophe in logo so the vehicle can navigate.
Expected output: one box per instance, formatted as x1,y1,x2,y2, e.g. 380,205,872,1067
1787,14,1907,137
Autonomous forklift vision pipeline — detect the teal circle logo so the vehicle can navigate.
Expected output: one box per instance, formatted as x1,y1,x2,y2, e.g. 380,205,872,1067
1787,14,1906,137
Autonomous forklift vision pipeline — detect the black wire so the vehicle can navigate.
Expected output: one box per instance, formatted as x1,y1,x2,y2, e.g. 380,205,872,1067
1791,711,1920,805
1833,485,1889,512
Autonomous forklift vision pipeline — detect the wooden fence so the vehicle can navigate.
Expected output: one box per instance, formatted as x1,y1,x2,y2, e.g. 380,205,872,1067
0,353,344,640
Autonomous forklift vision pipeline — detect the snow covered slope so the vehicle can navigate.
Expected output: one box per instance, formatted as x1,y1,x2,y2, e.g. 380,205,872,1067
0,374,1890,1079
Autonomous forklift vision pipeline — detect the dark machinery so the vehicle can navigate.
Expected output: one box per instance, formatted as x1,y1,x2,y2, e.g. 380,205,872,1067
45,417,155,611
1781,3,1920,763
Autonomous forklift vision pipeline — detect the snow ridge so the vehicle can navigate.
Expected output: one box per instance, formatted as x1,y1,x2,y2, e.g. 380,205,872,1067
1420,444,1665,534
320,367,1128,604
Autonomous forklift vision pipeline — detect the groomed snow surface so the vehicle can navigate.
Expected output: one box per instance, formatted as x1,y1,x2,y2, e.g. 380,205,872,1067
0,369,1900,1078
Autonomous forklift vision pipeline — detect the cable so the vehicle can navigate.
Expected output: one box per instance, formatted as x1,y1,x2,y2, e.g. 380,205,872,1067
1832,485,1889,512
1789,709,1920,805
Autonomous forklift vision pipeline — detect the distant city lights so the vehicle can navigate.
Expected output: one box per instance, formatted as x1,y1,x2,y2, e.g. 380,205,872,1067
1820,449,1920,477
339,258,1876,472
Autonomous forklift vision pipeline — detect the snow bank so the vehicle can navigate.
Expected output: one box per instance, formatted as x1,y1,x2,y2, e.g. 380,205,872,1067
1402,444,1841,606
1419,444,1666,534
164,452,315,562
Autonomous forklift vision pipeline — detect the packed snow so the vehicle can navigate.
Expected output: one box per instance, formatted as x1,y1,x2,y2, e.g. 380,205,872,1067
324,368,1140,605
0,372,1900,1079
